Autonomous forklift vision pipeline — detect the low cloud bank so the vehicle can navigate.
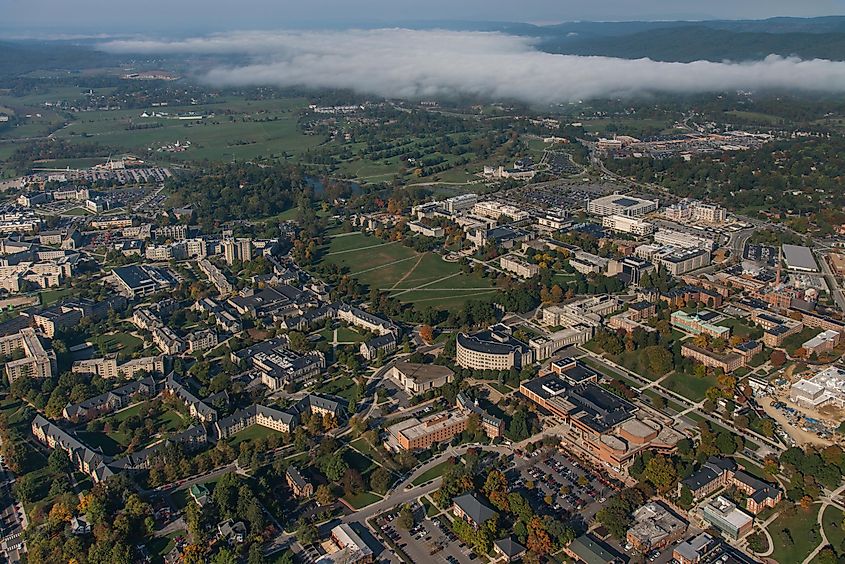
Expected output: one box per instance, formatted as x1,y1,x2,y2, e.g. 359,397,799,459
101,29,845,103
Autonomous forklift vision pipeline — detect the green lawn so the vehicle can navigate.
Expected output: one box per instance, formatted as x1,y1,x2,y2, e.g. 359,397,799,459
822,506,845,555
343,491,382,509
39,287,76,305
718,317,763,340
336,326,367,343
227,424,286,447
769,505,821,564
783,328,824,355
349,437,377,458
76,431,127,457
315,375,357,401
91,331,144,359
317,232,494,311
661,370,718,401
411,460,453,486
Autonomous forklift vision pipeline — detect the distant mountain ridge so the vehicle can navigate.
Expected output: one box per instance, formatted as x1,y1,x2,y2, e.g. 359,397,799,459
406,16,845,62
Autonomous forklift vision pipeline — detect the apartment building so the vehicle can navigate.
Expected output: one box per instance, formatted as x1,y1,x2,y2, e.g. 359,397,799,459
1,328,56,383
456,325,532,371
602,214,654,236
499,255,540,278
681,343,745,373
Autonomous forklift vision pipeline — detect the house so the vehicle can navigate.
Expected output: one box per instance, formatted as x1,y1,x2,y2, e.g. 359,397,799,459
286,465,313,498
70,515,91,535
493,537,527,562
217,519,247,544
452,494,497,529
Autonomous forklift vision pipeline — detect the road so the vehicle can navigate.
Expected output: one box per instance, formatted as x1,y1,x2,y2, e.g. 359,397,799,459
341,444,513,526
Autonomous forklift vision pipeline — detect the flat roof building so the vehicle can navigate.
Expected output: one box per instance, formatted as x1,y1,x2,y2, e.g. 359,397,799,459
587,194,659,218
782,244,818,272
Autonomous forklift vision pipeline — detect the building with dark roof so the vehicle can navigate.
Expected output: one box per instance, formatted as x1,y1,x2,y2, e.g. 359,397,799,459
360,333,397,361
31,415,114,482
286,465,313,498
563,534,624,564
520,373,683,471
112,265,176,298
62,376,157,422
452,494,497,528
493,538,526,562
680,456,738,499
233,337,325,390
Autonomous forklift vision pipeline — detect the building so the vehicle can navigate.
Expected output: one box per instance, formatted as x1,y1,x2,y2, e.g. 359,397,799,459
657,248,711,275
221,238,253,265
186,329,218,354
493,538,527,562
456,392,504,438
732,470,782,514
751,310,804,348
528,326,593,360
72,356,119,379
789,366,845,409
316,524,374,564
112,265,177,298
564,534,624,564
234,338,325,389
214,404,297,440
653,229,715,251
471,201,530,222
1,328,56,383
803,329,841,355
360,333,397,361
336,304,399,336
387,361,454,396
679,456,737,499
673,533,721,564
499,255,539,278
520,374,683,472
31,415,114,482
701,496,753,539
443,193,478,213
62,377,156,422
452,494,497,529
456,324,532,371
681,343,745,373
602,214,654,236
782,244,818,272
625,502,687,553
670,311,730,339
197,259,234,295
663,199,727,224
407,221,444,238
165,374,219,422
119,355,166,378
607,257,655,286
386,410,470,451
286,466,313,498
587,194,658,217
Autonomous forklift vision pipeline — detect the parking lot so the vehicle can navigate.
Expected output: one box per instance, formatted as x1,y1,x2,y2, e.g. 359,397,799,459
512,449,621,527
376,503,482,564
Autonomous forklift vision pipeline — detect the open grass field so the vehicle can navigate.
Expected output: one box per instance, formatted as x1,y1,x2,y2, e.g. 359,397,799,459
315,375,357,401
823,506,845,554
718,317,763,340
227,424,286,447
343,491,382,509
411,460,454,486
39,287,76,306
768,505,821,564
91,331,144,359
661,370,717,401
318,232,496,311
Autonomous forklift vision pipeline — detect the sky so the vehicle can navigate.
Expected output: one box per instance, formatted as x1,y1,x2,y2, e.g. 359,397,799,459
2,0,844,35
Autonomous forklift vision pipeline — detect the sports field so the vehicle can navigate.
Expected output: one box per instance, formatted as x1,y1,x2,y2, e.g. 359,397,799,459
319,232,497,310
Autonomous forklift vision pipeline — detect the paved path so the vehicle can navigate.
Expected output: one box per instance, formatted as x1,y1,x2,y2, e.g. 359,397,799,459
803,482,845,564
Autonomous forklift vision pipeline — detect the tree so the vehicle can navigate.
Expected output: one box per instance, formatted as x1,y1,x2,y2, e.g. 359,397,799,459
644,456,677,492
419,325,434,344
678,486,693,509
297,522,319,545
770,350,787,367
370,467,392,495
315,485,335,506
526,516,552,555
48,449,72,475
320,453,349,482
342,468,365,497
397,504,415,530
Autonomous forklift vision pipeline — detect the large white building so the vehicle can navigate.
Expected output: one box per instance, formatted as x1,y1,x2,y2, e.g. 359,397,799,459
602,214,654,236
443,193,478,214
789,366,845,409
663,199,727,224
587,194,659,217
653,229,715,251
